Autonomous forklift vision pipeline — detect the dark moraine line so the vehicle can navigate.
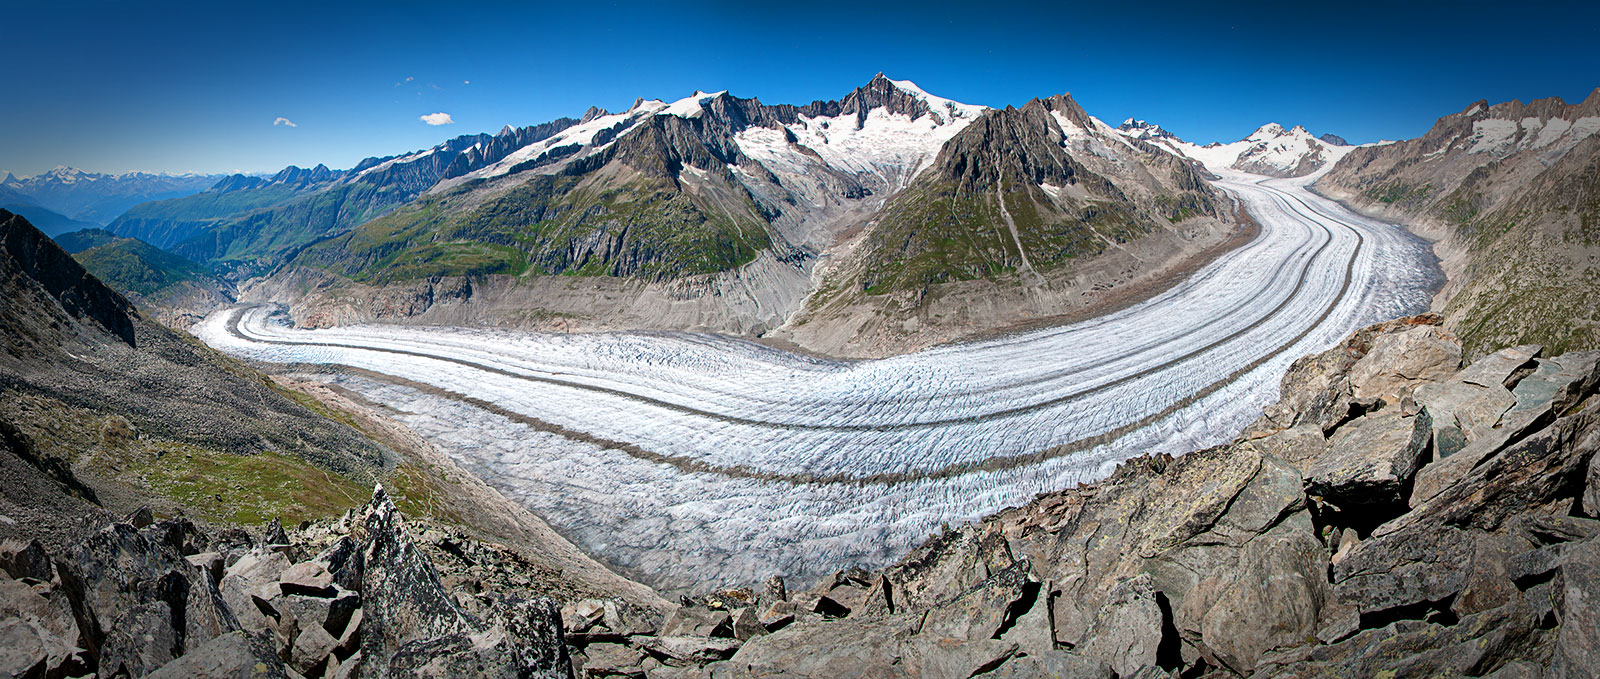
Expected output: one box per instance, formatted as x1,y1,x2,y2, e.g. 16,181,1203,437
228,203,1344,434
231,184,1367,484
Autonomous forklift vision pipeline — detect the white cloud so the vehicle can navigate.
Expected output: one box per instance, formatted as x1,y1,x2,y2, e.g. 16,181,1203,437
419,112,454,126
273,117,297,128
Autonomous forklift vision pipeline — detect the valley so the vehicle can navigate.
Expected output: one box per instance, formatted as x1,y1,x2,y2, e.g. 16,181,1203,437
6,10,1596,670
193,170,1438,589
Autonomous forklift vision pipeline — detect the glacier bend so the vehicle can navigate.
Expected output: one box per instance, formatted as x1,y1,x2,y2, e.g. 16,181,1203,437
194,171,1440,591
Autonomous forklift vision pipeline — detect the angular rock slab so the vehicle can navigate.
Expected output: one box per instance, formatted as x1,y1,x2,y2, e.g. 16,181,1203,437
1306,411,1430,507
1348,325,1461,405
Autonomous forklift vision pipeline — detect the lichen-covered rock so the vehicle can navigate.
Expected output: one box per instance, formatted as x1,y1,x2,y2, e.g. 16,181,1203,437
0,573,85,679
1078,575,1165,676
144,630,288,679
1413,352,1600,505
357,485,571,679
1548,535,1600,678
1348,324,1462,404
659,605,733,638
1305,410,1431,507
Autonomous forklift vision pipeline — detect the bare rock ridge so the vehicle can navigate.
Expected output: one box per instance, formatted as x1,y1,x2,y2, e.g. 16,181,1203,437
1,209,137,346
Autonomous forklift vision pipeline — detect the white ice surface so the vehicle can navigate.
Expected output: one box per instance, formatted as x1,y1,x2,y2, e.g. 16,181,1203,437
195,172,1437,591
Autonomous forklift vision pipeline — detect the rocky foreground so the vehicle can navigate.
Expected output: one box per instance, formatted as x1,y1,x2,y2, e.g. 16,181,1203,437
5,314,1598,678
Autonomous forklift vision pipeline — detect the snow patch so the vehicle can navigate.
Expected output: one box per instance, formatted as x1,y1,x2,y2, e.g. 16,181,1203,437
1466,119,1520,155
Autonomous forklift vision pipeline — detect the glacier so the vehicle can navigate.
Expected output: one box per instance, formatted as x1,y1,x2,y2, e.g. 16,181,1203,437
194,170,1439,592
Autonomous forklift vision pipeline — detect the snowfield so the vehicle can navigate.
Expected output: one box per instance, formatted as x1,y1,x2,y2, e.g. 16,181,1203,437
195,171,1438,591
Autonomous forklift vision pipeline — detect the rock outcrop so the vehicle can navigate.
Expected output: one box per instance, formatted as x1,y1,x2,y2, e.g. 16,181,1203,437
2,488,574,678
667,314,1599,677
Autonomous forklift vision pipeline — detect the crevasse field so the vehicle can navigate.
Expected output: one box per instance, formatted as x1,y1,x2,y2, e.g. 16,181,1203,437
195,171,1439,591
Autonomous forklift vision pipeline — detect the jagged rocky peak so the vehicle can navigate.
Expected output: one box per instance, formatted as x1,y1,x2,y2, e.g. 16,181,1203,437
580,106,609,123
1118,117,1175,139
1035,92,1094,130
208,173,267,193
931,99,1080,191
1319,133,1350,146
269,163,338,186
837,73,935,122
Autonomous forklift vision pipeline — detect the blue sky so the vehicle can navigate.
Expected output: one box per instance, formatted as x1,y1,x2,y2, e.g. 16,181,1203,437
4,0,1597,176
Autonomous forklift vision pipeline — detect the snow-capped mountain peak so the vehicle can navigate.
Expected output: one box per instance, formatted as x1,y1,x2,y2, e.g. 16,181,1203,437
878,75,986,124
1247,123,1287,140
658,90,727,119
1117,118,1175,140
1121,120,1356,179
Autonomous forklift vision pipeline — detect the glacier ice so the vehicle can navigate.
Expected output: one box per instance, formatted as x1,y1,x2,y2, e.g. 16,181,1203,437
194,171,1439,591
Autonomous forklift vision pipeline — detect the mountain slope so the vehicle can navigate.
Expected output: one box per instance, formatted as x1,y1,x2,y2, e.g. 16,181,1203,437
109,118,579,271
295,109,775,283
269,77,1247,356
63,231,238,327
0,209,666,619
776,94,1236,355
270,76,986,337
88,76,1255,356
1314,89,1600,357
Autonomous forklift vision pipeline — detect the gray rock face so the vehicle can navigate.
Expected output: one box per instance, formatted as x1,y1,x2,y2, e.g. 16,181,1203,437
1347,325,1462,404
1550,536,1600,678
357,486,570,679
1306,410,1431,507
1078,575,1164,675
144,630,287,679
54,519,237,678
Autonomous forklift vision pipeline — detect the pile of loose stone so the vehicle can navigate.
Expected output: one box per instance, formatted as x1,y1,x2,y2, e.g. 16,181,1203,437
0,487,570,679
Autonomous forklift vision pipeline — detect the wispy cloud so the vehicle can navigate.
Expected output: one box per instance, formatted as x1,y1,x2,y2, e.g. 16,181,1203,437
419,112,454,126
273,117,297,128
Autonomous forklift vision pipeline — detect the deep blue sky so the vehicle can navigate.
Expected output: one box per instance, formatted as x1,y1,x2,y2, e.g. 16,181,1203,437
4,0,1597,176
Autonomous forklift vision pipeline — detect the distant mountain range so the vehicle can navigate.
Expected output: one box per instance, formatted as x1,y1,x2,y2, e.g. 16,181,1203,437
102,75,1300,355
1,167,227,228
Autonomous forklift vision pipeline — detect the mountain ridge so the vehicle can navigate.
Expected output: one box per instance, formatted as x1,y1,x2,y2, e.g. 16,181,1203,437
1314,88,1600,357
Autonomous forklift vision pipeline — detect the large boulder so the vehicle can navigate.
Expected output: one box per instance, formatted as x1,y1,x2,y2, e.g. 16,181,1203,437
1305,410,1431,508
0,573,85,679
1550,536,1600,678
144,630,288,679
356,485,570,679
1347,324,1462,404
1077,575,1165,675
53,519,239,678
